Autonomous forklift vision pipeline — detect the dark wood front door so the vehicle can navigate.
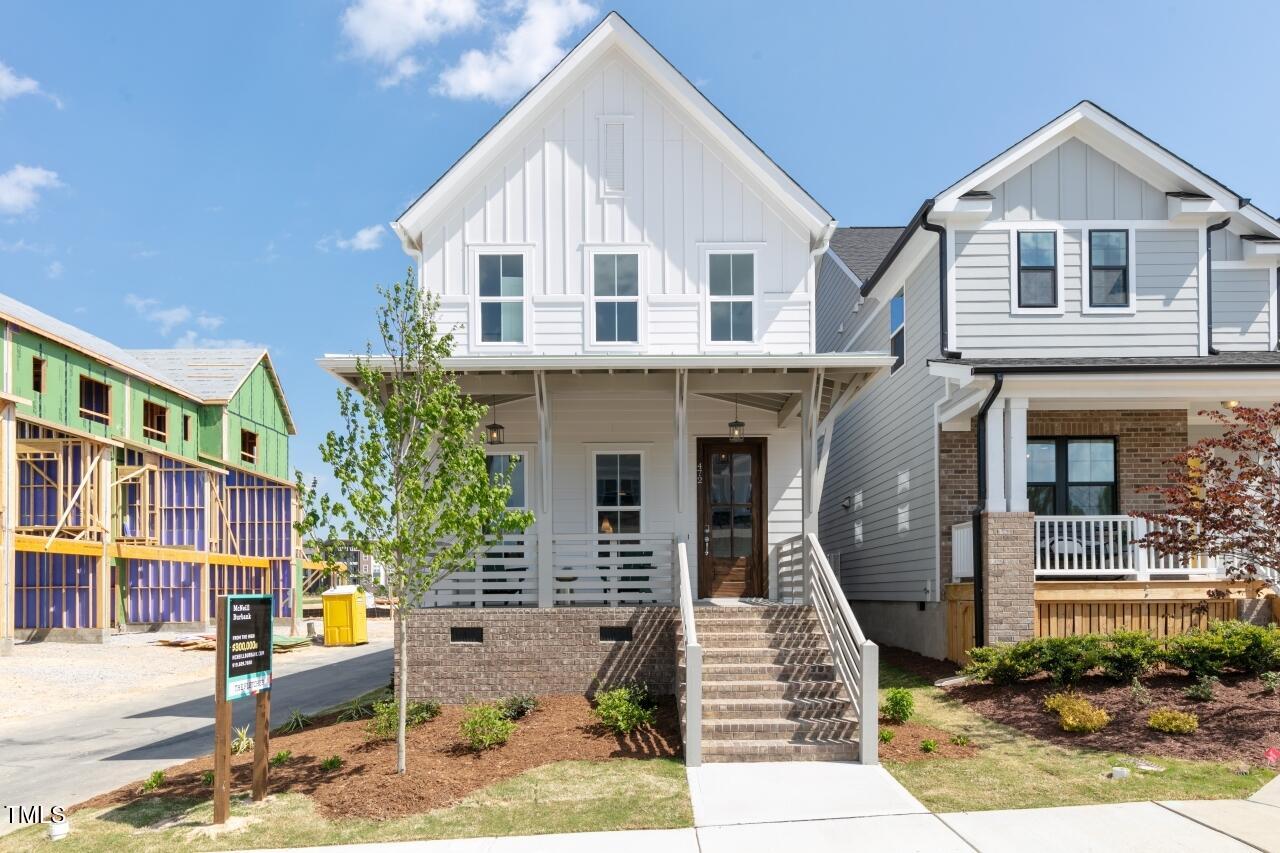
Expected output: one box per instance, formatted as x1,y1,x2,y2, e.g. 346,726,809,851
697,438,766,598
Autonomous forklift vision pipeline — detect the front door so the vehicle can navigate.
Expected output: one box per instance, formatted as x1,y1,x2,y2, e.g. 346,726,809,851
697,438,765,598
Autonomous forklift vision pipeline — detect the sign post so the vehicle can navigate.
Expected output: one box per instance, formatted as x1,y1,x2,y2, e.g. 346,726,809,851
213,593,274,824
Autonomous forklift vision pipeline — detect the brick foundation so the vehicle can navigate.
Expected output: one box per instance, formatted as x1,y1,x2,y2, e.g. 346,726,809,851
399,607,677,703
980,512,1035,644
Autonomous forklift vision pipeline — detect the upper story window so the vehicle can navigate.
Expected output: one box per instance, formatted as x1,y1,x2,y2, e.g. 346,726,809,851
240,429,258,464
79,376,110,425
142,400,167,442
31,357,44,394
1017,231,1058,309
889,290,905,373
594,452,641,534
478,253,525,344
1088,230,1131,309
601,120,625,196
592,253,639,343
709,253,754,343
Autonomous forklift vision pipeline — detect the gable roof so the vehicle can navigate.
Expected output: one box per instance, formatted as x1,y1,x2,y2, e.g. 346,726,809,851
393,11,833,249
131,348,296,434
829,227,906,283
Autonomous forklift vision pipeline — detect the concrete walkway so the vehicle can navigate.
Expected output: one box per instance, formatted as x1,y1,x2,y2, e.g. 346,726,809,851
243,765,1280,853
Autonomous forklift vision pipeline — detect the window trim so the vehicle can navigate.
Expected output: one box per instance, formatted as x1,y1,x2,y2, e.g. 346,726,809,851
1026,436,1119,516
1082,227,1138,314
78,375,111,425
585,245,646,350
240,429,258,464
1012,228,1064,314
701,245,761,349
485,446,535,512
888,289,906,374
467,244,535,351
588,448,646,535
142,399,168,443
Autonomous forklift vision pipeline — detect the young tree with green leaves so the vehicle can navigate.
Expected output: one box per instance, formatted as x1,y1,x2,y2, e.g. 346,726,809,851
297,270,532,774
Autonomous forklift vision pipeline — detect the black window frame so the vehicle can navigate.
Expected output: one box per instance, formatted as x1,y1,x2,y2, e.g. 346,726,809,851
888,289,905,374
1017,231,1058,309
1026,436,1119,516
1088,229,1130,308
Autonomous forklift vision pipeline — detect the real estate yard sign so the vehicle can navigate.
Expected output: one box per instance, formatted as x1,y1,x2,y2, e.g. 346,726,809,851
213,594,274,824
226,595,273,700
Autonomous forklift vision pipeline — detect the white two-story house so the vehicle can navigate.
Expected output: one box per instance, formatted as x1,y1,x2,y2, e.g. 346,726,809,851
817,101,1280,661
321,13,889,765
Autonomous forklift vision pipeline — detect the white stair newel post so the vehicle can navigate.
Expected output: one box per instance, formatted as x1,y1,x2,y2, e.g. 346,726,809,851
860,638,879,765
1134,517,1150,580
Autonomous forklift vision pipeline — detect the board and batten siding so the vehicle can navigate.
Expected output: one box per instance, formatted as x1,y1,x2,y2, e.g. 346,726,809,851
815,252,861,353
953,228,1202,357
412,46,815,356
819,253,943,602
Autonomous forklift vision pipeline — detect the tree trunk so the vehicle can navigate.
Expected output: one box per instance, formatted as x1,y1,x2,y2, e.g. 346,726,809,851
396,603,408,774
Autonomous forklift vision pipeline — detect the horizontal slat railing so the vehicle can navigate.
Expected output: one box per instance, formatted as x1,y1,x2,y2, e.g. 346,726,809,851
951,521,974,580
551,533,674,606
423,535,538,608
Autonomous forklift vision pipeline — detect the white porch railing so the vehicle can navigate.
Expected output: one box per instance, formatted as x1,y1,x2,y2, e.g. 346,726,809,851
1034,516,1231,579
673,540,701,766
551,533,675,606
951,521,974,580
785,533,879,764
423,534,539,607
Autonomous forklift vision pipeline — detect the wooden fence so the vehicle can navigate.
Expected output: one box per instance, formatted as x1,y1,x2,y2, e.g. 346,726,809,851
945,580,1270,665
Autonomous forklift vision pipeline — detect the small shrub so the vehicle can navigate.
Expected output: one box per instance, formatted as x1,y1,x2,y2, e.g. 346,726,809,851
920,739,938,753
1043,692,1110,733
201,770,214,787
1128,677,1153,708
1162,621,1280,677
1184,674,1219,702
366,698,441,740
1261,671,1280,695
278,708,311,734
879,728,896,744
593,685,656,734
962,640,1042,685
337,699,380,722
498,694,539,721
141,771,165,793
320,755,344,772
1038,635,1103,685
231,725,253,755
461,703,517,750
269,749,292,767
1100,630,1162,681
879,687,915,724
949,734,971,747
1148,708,1199,734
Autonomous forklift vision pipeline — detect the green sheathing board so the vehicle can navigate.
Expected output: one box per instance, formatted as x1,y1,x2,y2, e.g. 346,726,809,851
197,404,224,459
223,360,290,480
11,327,127,442
129,382,200,459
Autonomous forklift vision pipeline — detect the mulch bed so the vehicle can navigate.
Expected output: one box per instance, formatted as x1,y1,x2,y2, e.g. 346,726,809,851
78,694,681,820
878,720,979,762
946,673,1280,765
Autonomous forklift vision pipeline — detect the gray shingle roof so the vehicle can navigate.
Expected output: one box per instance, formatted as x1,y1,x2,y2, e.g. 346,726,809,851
128,349,267,400
936,353,1280,372
829,227,906,282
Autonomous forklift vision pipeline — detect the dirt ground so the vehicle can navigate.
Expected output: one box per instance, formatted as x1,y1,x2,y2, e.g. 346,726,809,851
0,618,394,726
877,720,978,762
80,694,682,820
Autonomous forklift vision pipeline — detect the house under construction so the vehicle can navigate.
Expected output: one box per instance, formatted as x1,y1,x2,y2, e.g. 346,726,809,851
0,293,299,653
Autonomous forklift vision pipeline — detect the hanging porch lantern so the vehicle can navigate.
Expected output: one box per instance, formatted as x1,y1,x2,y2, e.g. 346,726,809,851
486,395,505,445
728,395,745,443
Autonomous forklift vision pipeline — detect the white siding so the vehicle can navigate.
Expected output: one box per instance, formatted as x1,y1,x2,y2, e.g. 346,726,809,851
412,47,814,356
819,253,943,602
954,228,1202,356
1212,268,1272,351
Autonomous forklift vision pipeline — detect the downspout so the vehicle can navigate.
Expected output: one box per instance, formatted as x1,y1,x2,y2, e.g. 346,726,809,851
970,372,1004,649
920,202,961,359
1205,217,1232,356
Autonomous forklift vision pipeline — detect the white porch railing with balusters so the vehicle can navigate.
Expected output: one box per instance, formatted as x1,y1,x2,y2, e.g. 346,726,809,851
422,534,539,607
551,533,675,606
1034,515,1234,579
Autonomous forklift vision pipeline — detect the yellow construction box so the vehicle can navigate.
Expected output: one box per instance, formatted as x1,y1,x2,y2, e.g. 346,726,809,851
321,585,368,646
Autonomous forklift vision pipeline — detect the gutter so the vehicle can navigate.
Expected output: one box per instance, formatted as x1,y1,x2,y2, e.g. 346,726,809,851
1205,217,1232,356
810,220,837,262
957,360,1280,375
919,202,962,359
970,372,1004,650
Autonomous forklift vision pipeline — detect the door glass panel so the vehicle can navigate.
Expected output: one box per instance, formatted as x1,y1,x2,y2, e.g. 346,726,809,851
732,453,752,502
710,452,732,504
710,507,732,557
732,506,752,558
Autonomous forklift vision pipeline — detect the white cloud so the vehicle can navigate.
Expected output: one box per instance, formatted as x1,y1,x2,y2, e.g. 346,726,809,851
343,0,481,85
126,294,192,335
45,260,63,279
317,223,387,252
436,0,595,103
195,313,224,331
0,164,61,215
0,237,51,253
125,294,260,349
174,330,264,350
0,61,60,107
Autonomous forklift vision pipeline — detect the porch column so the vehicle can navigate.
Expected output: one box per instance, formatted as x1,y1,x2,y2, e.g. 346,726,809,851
984,399,1007,513
1005,398,1029,513
672,370,690,597
535,372,554,608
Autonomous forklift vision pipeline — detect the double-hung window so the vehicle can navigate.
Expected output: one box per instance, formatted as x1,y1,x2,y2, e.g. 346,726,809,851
478,254,525,344
708,253,753,343
1017,231,1058,309
594,452,641,534
1027,438,1117,516
1089,230,1130,308
889,290,905,373
593,253,639,343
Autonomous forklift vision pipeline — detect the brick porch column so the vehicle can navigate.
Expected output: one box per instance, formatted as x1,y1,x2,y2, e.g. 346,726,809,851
980,511,1035,644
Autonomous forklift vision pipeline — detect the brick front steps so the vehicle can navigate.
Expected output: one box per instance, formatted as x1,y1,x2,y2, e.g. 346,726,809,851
680,602,860,763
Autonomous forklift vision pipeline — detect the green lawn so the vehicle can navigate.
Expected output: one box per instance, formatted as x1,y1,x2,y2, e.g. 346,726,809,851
1,759,692,853
879,665,1274,812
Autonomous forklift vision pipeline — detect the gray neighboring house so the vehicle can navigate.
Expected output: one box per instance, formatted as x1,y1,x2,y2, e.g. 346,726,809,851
817,101,1280,661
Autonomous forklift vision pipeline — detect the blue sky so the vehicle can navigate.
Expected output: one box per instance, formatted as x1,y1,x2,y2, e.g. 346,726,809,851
2,0,1279,483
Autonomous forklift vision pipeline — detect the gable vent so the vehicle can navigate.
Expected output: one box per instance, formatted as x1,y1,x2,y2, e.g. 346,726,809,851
603,121,625,194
